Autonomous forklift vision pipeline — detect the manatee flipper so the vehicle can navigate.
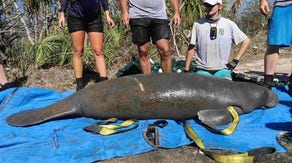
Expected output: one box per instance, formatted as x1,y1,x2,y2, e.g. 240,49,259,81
6,106,80,127
197,109,234,127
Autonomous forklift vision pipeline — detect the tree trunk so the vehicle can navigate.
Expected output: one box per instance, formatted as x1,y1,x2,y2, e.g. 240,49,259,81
13,0,34,45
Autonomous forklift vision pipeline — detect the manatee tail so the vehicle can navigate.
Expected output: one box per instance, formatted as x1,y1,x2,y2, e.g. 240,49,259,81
6,104,81,127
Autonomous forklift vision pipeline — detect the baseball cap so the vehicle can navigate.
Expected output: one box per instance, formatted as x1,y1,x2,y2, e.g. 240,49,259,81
203,0,222,5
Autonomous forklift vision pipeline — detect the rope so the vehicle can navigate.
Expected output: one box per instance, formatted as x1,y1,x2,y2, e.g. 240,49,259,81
0,87,19,112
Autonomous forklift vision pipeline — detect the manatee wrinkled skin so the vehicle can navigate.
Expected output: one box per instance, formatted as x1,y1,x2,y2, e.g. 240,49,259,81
6,73,279,127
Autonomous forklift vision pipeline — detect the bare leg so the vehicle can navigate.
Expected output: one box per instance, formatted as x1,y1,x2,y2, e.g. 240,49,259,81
70,31,85,90
137,42,151,74
264,45,280,75
155,38,172,73
263,45,280,88
0,63,8,85
88,32,107,78
71,31,85,79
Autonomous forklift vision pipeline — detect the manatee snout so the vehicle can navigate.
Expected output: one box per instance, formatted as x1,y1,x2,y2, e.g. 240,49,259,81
264,90,279,108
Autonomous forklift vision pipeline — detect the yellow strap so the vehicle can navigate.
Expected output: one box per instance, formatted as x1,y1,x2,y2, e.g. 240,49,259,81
105,117,119,123
182,106,240,149
184,122,205,149
204,151,254,163
184,122,254,162
184,105,255,163
99,119,138,135
220,106,240,135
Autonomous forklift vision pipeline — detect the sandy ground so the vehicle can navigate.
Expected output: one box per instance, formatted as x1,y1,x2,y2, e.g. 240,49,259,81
12,57,291,92
236,57,292,78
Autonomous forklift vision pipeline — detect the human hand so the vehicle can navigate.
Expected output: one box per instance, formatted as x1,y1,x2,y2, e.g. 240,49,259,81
226,59,239,71
107,17,115,29
259,0,270,16
59,12,65,29
172,14,181,27
121,13,130,28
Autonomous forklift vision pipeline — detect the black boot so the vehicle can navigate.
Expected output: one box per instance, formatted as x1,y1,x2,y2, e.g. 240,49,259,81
96,76,108,83
288,74,292,96
263,74,274,90
0,82,15,91
76,78,85,91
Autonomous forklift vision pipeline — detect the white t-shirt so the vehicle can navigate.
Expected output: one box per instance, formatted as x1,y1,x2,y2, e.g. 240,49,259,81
190,17,247,70
128,0,167,19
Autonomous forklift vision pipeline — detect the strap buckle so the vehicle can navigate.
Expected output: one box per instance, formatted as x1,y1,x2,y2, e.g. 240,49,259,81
84,118,139,135
143,120,168,149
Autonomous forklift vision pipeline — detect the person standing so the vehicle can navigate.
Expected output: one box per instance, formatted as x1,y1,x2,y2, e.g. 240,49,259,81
59,0,115,91
119,0,181,74
259,0,292,95
184,0,250,80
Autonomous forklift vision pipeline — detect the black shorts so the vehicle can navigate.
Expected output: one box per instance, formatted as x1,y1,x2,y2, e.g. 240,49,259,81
129,18,171,44
67,15,104,33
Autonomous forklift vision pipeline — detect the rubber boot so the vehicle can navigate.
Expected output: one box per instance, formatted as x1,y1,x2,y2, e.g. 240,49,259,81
76,78,85,91
263,74,274,90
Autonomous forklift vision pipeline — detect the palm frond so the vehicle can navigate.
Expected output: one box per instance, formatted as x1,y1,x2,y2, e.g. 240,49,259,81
35,31,71,68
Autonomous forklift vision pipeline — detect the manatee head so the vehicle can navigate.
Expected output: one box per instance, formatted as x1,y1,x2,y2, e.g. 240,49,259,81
263,88,279,108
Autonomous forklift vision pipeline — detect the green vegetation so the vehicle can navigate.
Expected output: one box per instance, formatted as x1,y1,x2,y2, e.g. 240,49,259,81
0,0,275,75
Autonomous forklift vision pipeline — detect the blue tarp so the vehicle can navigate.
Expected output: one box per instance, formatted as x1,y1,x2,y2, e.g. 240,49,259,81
0,86,291,162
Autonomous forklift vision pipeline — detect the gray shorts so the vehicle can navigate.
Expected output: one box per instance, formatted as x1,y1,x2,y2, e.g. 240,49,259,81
67,15,104,33
129,18,171,45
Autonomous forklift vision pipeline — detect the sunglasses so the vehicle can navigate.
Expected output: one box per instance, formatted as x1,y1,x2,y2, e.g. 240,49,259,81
210,26,217,40
204,4,216,8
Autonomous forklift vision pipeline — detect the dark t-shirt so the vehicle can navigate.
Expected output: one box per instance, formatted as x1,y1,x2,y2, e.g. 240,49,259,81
59,0,109,18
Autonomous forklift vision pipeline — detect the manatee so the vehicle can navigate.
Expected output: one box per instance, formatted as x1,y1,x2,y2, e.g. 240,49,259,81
6,73,278,127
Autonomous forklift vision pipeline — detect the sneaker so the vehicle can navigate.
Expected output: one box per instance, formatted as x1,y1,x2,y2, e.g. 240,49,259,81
0,82,15,91
76,78,85,91
288,84,292,96
276,131,292,152
76,82,85,91
263,74,274,90
95,77,108,83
